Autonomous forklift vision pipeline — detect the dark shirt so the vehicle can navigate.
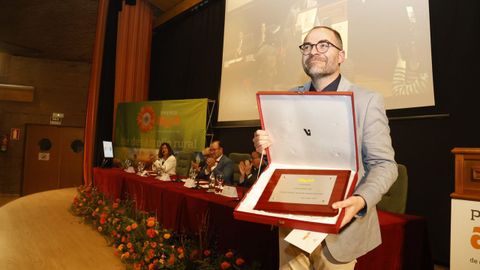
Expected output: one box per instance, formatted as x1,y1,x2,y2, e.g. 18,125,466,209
238,166,264,188
309,74,341,92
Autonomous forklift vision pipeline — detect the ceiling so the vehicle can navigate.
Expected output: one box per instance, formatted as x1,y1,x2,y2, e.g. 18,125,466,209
0,0,195,63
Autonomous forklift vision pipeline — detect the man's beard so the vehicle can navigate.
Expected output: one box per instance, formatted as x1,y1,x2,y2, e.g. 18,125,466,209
302,55,335,78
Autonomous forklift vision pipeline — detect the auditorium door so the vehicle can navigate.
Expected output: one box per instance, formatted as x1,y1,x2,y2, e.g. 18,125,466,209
22,124,84,195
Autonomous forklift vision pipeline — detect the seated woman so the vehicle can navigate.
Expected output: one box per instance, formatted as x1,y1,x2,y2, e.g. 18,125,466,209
152,142,177,180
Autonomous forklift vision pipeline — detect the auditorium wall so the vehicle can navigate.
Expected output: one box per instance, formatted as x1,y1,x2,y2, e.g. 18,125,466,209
0,56,90,194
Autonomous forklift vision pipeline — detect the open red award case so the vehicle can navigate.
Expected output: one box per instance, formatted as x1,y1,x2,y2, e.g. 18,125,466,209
234,91,360,233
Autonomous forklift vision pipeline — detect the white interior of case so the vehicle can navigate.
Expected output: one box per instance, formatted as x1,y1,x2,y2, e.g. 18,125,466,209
237,93,358,224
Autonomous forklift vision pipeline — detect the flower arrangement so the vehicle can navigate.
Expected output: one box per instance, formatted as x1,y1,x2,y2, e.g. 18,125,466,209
70,185,261,270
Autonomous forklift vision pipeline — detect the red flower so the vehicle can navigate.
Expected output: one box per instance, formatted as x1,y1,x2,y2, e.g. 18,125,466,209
203,249,211,257
225,251,234,258
235,258,245,266
220,261,231,269
167,254,175,265
121,252,130,259
189,249,199,260
146,228,157,238
99,213,107,224
148,249,155,258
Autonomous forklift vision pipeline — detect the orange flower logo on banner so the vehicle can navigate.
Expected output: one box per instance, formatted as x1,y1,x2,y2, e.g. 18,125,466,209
136,106,156,132
158,115,181,128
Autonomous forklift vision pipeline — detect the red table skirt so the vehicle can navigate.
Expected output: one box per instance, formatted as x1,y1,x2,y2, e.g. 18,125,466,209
93,168,432,270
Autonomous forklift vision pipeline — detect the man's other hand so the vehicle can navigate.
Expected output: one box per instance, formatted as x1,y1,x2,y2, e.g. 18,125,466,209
332,195,366,228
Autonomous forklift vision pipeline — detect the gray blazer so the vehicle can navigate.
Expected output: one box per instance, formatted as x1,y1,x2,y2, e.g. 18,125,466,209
197,155,235,185
294,77,398,262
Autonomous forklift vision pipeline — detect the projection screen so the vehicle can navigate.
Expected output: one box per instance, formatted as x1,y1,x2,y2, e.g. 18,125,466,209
218,0,434,124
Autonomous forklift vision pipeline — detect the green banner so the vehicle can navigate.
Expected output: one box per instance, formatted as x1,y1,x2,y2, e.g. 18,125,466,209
114,99,207,162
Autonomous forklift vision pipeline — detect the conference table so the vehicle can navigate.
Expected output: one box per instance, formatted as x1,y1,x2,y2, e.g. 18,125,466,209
93,168,433,270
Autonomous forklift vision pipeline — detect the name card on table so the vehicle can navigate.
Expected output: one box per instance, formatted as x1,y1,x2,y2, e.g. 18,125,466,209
124,167,135,173
183,179,196,188
137,171,149,177
221,186,238,198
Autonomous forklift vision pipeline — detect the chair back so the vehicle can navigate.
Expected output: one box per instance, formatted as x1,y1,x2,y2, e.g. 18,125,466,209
175,151,195,177
377,163,408,214
228,152,252,184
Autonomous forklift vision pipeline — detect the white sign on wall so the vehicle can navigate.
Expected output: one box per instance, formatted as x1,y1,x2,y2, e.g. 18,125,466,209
451,199,480,269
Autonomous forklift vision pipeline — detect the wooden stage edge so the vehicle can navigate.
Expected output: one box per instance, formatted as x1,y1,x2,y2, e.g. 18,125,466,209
0,188,124,270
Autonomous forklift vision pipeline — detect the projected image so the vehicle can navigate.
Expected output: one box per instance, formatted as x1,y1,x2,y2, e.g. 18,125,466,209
218,0,434,123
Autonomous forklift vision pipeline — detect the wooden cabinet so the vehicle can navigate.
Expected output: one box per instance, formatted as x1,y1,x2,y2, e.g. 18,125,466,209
450,148,480,269
451,148,480,201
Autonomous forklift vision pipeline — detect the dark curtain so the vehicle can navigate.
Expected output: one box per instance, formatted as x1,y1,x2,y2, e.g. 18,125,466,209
93,0,120,167
149,0,225,103
149,0,258,152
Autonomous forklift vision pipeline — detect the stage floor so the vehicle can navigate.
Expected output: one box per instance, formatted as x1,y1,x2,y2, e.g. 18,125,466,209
0,188,123,270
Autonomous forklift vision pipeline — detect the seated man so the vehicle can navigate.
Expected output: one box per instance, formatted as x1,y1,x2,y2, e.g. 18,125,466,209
197,140,234,185
238,151,266,187
190,147,211,175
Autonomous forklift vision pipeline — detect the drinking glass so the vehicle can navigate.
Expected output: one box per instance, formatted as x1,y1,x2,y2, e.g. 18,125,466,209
207,172,216,192
137,161,145,173
188,167,197,180
214,173,224,194
123,159,132,169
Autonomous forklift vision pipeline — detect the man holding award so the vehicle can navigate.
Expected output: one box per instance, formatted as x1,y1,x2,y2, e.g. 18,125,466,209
253,26,398,269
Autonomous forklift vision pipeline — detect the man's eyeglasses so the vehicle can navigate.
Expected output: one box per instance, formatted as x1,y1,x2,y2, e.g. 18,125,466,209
299,40,342,55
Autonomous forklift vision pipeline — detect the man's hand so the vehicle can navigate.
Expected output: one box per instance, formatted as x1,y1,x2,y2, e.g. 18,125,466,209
206,157,216,169
243,160,252,175
253,130,272,153
332,196,366,228
239,161,246,176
